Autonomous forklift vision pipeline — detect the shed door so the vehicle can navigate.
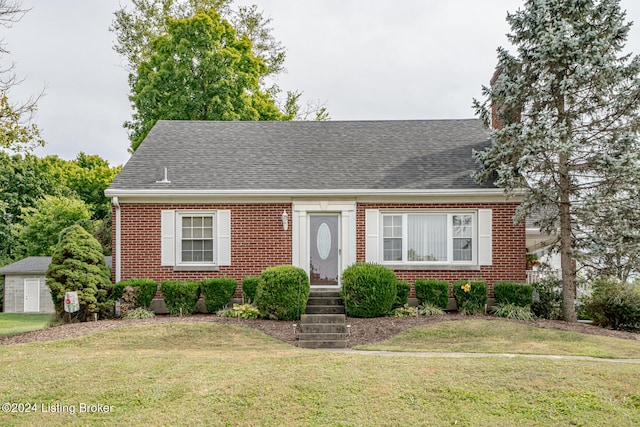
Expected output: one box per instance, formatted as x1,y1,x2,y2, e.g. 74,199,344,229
309,214,340,286
24,279,40,312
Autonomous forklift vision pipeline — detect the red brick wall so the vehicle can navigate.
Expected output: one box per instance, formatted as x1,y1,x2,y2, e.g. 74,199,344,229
113,203,292,295
356,202,526,297
113,201,525,299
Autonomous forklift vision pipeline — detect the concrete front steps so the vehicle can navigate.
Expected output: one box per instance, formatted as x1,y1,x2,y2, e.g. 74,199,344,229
298,290,347,349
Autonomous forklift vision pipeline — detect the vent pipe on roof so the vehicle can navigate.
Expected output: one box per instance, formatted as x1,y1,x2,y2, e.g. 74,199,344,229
156,166,171,184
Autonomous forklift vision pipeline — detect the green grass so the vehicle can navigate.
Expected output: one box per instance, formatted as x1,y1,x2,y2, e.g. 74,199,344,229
357,319,640,359
0,313,53,337
0,322,639,426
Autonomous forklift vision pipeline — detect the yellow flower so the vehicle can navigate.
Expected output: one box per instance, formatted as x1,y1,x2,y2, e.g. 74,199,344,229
461,283,471,293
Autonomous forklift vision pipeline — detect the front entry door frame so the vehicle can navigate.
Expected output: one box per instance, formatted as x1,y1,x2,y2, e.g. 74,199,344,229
291,200,357,288
309,213,341,286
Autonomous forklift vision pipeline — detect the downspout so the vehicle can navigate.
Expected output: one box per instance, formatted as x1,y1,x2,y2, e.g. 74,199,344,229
112,196,121,283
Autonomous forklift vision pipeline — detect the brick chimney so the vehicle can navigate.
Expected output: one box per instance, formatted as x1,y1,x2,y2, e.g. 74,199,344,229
489,66,503,130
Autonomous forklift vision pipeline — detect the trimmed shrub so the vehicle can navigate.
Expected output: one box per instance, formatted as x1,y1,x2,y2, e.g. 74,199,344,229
452,279,487,315
531,278,563,320
161,280,200,316
414,279,449,309
116,278,158,309
112,282,126,300
584,278,640,332
393,281,410,309
255,265,310,320
341,262,397,318
200,278,237,313
494,281,533,307
241,276,261,303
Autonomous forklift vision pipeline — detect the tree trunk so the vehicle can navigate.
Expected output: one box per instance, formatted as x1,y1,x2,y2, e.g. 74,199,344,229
558,154,576,322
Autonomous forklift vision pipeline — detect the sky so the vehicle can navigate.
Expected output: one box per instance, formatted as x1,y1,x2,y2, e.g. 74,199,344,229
5,0,640,166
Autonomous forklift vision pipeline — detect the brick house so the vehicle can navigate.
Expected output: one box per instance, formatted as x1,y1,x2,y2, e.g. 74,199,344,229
105,120,526,301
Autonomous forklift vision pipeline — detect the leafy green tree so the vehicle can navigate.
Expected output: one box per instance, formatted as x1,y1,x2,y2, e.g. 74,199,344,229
127,9,284,151
473,0,640,321
0,1,44,152
65,152,121,220
111,0,284,77
16,195,91,256
46,224,113,322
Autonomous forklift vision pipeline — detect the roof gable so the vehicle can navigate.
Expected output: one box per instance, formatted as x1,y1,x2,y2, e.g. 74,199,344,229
108,119,495,192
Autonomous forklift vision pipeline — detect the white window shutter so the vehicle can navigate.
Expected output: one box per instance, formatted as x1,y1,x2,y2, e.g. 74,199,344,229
365,209,380,263
217,210,231,266
161,210,175,266
478,209,492,266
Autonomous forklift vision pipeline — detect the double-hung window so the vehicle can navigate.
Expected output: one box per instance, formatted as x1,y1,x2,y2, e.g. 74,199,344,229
382,213,475,264
161,209,231,269
178,214,215,263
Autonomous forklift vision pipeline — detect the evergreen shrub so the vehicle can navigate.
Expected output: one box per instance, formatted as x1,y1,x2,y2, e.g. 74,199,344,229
584,278,640,332
255,265,310,320
493,281,533,307
393,280,410,309
414,279,449,309
341,262,397,318
452,279,487,315
531,278,563,319
117,278,158,309
200,278,237,313
46,224,112,322
241,276,261,303
161,280,199,316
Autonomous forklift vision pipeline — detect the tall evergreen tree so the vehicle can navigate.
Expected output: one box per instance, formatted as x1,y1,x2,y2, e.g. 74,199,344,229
473,0,640,321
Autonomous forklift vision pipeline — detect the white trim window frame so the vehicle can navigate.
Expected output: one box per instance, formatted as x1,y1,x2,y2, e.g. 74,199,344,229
381,211,477,265
176,211,216,266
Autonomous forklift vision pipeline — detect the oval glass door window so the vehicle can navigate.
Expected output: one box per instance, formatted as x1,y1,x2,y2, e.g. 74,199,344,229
316,223,332,260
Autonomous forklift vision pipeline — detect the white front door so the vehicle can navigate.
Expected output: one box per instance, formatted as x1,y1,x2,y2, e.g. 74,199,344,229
309,214,340,286
24,279,40,312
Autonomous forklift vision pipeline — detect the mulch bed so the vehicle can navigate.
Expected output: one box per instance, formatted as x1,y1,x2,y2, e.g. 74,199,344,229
1,313,638,348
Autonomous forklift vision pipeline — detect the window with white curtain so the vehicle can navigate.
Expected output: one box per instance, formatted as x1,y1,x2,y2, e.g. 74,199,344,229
382,212,475,263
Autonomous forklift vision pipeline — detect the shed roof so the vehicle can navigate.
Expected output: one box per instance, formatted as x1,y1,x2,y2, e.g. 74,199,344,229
107,119,496,193
0,256,113,275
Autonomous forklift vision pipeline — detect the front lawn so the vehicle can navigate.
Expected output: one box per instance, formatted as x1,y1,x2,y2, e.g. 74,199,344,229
357,319,640,359
0,322,638,426
0,313,52,337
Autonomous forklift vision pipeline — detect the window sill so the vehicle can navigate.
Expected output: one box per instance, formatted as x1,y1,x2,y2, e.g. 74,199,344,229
173,265,220,272
384,264,481,271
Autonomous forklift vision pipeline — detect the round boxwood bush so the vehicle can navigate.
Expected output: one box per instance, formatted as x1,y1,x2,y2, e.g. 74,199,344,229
341,262,398,318
255,266,310,320
161,280,200,316
200,278,237,313
241,276,261,303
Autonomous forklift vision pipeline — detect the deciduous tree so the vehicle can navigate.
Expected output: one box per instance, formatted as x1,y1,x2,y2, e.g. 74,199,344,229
127,9,284,151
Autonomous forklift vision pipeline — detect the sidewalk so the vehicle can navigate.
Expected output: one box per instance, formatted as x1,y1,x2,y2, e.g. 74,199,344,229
324,349,640,364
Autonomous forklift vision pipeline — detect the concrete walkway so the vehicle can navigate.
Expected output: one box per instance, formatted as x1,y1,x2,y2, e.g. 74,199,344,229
324,349,640,364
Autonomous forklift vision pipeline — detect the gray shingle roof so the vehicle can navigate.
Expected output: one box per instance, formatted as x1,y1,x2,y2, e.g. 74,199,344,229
108,120,496,192
0,256,113,275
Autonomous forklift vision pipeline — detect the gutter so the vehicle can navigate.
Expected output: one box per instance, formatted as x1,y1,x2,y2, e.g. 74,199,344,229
105,188,523,199
112,196,121,283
